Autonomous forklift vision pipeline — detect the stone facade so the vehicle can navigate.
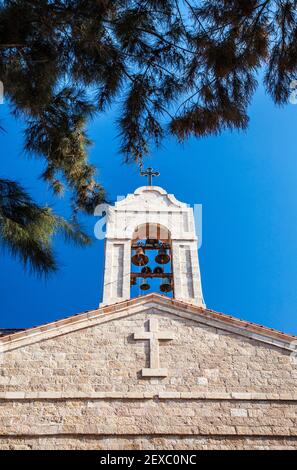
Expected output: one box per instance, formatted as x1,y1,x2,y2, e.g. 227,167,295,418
0,295,297,450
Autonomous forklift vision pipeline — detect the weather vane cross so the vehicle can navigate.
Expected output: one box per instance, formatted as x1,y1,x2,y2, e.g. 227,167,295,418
140,167,160,186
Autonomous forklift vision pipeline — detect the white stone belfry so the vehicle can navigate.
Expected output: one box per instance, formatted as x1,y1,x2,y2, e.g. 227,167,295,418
100,186,205,308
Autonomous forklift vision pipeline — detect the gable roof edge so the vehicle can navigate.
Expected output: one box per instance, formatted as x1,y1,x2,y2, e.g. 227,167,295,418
0,294,296,353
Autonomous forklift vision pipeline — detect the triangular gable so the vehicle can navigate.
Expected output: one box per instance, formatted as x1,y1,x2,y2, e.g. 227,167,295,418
115,186,187,211
0,294,296,353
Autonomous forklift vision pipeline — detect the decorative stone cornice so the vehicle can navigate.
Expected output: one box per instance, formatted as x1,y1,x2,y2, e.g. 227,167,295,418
1,391,297,401
116,186,188,210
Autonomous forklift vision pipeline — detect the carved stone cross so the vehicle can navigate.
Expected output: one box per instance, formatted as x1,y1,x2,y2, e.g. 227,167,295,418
134,318,174,377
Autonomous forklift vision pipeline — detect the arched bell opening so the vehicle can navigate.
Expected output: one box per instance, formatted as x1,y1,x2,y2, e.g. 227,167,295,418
130,223,174,299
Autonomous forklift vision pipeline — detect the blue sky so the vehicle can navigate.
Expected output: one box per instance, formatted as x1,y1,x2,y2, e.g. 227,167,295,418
1,83,297,334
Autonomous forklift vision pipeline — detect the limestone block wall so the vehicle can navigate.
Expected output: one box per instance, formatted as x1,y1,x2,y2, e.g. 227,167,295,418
0,306,297,450
1,312,296,394
0,398,297,450
1,435,297,450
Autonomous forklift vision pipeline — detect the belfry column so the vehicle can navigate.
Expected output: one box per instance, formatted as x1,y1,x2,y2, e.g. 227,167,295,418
101,238,130,306
171,240,204,307
170,201,204,307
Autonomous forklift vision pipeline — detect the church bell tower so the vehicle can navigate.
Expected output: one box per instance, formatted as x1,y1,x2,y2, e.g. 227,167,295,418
100,169,205,308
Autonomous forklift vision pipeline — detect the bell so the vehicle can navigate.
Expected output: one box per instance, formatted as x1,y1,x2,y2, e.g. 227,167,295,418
141,266,152,275
153,266,164,275
130,277,136,286
155,247,170,265
131,247,149,266
160,277,173,293
140,278,150,291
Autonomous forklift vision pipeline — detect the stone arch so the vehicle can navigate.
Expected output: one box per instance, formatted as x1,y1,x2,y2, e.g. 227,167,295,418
125,218,174,240
132,223,171,242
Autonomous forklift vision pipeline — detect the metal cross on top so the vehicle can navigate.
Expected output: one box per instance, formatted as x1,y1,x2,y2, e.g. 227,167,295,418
134,318,174,377
140,167,160,186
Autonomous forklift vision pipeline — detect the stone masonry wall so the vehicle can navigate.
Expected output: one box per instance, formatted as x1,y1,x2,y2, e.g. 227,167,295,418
2,436,297,450
0,309,297,449
1,311,296,394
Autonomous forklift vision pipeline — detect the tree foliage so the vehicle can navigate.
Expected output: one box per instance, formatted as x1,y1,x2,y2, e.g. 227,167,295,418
1,0,296,188
0,0,296,271
0,179,90,274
